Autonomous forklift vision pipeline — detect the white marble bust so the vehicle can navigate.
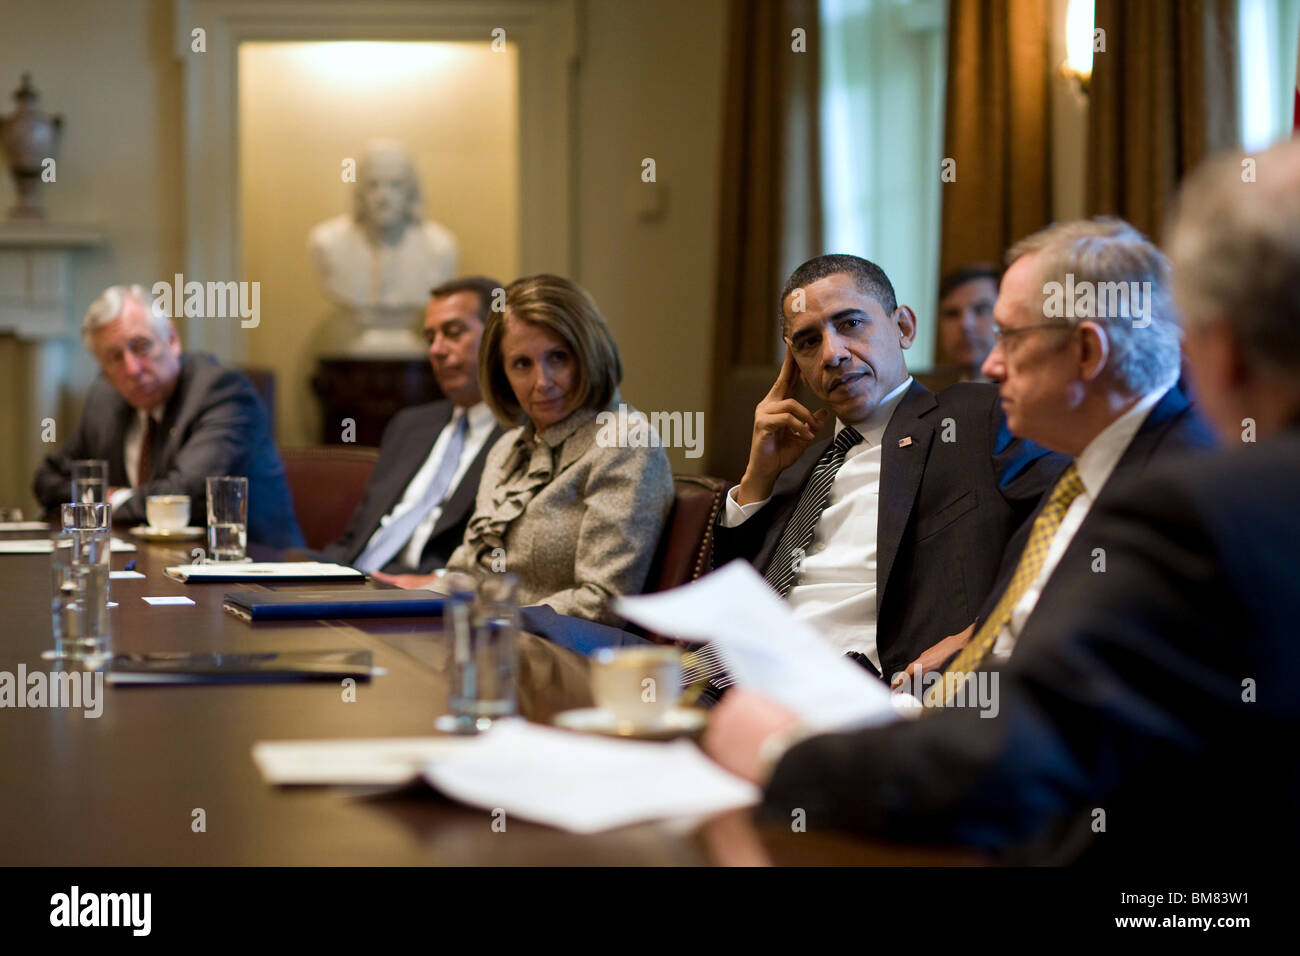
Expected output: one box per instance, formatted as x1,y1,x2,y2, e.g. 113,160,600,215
309,140,458,355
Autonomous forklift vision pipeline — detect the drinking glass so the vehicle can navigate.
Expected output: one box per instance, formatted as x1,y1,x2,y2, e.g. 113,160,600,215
46,530,112,662
435,572,519,734
205,476,248,561
71,459,108,505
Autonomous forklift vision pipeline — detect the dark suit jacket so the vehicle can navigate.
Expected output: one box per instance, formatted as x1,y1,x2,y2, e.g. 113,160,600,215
764,425,1300,866
969,385,1218,658
713,380,1068,679
320,400,504,573
33,353,303,548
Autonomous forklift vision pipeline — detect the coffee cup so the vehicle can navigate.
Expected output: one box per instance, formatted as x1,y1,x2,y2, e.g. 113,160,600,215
590,646,683,731
146,494,191,531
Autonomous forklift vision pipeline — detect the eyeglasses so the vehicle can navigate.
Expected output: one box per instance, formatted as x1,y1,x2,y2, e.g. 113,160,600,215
991,322,1072,345
99,335,162,369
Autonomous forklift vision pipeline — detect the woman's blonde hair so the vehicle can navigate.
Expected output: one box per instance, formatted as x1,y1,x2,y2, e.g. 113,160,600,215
480,274,623,426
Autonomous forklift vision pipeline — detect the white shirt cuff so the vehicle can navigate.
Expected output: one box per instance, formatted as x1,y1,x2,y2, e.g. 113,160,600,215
109,487,135,510
721,486,770,528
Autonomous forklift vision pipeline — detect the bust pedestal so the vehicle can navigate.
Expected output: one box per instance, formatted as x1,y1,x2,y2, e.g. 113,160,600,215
312,356,441,446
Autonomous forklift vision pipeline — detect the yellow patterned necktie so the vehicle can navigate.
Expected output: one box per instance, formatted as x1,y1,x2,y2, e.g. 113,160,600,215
925,463,1085,708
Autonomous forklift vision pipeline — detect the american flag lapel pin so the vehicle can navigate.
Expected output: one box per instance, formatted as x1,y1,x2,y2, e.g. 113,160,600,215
897,436,913,447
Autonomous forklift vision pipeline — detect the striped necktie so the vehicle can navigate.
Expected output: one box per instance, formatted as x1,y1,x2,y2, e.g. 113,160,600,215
355,412,470,573
762,425,864,597
926,463,1085,708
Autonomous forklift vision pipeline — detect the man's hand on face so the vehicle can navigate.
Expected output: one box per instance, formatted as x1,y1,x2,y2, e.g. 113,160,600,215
703,688,805,785
736,349,828,505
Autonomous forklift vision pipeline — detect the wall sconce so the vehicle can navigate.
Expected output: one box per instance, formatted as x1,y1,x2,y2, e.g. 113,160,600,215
1061,0,1095,95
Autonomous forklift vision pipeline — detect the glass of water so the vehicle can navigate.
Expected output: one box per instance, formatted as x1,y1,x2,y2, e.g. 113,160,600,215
71,459,108,504
46,531,113,662
436,572,519,734
205,476,248,561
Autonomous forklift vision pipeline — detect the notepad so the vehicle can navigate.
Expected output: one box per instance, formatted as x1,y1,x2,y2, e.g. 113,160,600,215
163,561,365,583
252,737,471,786
223,588,443,622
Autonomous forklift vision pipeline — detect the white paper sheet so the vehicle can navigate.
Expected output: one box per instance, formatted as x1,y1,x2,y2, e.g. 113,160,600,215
0,521,50,531
614,560,901,732
252,737,472,786
111,570,145,579
421,720,760,833
164,561,363,582
0,538,136,554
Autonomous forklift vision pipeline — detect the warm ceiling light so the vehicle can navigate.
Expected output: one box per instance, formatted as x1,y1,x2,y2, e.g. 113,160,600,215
1063,0,1095,93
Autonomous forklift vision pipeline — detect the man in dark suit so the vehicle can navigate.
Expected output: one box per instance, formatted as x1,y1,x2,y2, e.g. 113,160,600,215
322,277,506,580
896,219,1217,692
709,254,1064,686
703,144,1300,865
33,285,302,548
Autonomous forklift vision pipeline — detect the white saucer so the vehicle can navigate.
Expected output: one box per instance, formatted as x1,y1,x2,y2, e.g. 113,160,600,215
552,706,708,740
129,525,205,542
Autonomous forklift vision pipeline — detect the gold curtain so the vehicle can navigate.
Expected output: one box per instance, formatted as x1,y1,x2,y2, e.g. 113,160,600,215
1087,0,1240,238
939,0,1054,279
709,0,822,479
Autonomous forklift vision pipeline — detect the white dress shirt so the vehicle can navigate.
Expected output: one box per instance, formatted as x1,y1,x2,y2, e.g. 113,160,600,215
989,385,1172,658
362,401,496,570
722,377,913,670
109,407,166,511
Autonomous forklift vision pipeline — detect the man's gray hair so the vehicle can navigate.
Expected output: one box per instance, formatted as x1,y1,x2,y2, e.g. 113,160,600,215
1006,217,1181,395
1164,141,1300,376
81,285,171,346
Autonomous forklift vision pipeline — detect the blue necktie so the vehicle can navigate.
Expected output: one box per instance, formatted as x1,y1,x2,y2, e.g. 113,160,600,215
356,412,470,573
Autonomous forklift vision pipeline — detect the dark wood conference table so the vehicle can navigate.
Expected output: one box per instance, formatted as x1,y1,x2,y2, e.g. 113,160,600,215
0,529,980,866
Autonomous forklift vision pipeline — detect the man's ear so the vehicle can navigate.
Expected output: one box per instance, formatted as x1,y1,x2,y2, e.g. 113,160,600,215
893,305,918,349
1077,321,1109,382
164,321,182,358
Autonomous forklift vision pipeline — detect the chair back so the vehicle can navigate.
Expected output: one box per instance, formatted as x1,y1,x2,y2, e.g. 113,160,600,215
646,474,730,592
280,445,380,550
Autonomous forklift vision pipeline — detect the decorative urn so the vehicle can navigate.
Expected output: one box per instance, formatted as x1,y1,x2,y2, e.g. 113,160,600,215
0,74,63,220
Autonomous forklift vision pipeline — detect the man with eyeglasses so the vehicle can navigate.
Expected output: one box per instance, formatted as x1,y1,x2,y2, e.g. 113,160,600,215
894,217,1217,684
33,284,303,547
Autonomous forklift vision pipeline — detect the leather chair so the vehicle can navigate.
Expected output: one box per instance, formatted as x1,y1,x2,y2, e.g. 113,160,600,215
279,445,380,550
645,474,731,593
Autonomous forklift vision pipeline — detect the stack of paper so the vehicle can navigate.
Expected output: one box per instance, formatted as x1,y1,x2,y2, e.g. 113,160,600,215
614,560,902,732
253,721,760,833
164,561,364,582
421,720,760,833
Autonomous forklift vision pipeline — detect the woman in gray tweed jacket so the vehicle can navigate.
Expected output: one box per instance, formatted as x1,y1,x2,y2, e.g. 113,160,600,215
441,274,674,624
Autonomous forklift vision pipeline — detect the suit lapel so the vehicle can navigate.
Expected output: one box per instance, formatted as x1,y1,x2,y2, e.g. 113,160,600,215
107,401,135,486
1017,386,1193,635
393,403,454,504
876,381,937,614
429,422,503,540
754,437,830,574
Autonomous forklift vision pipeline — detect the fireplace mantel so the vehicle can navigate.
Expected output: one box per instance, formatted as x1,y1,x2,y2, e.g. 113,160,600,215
0,221,104,340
